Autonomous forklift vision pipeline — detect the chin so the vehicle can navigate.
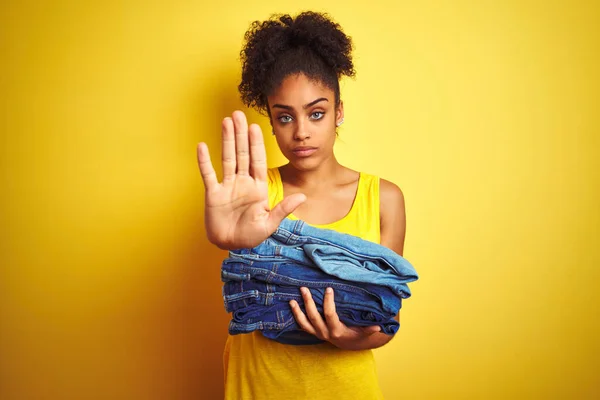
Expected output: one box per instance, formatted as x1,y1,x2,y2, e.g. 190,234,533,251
287,156,322,171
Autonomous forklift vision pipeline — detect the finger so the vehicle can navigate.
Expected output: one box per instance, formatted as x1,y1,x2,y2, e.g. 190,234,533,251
300,287,329,339
232,110,250,176
267,193,306,231
248,123,267,181
323,287,343,339
289,300,317,336
197,142,218,191
361,325,382,335
222,117,236,182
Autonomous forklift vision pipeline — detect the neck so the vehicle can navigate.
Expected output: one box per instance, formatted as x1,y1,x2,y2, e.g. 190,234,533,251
280,156,345,188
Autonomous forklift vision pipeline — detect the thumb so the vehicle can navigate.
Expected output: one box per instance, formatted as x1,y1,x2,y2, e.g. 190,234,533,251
267,193,306,231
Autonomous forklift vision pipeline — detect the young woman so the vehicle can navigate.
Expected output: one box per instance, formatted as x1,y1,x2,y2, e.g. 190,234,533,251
197,11,406,399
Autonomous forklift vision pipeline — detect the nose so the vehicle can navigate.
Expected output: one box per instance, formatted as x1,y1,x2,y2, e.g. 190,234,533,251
293,118,310,141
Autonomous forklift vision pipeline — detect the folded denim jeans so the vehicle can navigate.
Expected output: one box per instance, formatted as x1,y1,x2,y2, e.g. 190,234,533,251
226,291,397,345
222,258,402,315
231,218,418,297
221,218,418,345
222,267,401,344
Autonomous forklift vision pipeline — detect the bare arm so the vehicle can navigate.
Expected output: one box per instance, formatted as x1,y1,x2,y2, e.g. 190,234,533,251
379,178,406,256
290,178,407,351
346,179,407,349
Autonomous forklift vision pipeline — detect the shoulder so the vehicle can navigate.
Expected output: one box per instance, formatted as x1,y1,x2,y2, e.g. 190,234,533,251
379,178,405,208
356,172,404,210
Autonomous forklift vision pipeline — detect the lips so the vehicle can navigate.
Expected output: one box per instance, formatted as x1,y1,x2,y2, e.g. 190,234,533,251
292,146,318,157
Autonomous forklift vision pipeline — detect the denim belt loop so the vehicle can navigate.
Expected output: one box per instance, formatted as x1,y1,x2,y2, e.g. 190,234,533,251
264,292,274,306
293,219,305,235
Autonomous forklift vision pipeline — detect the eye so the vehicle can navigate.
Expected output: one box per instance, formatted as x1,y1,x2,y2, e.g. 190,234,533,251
278,115,293,124
310,111,325,120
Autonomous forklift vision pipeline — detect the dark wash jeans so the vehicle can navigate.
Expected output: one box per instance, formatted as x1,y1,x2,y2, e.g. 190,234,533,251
221,218,418,345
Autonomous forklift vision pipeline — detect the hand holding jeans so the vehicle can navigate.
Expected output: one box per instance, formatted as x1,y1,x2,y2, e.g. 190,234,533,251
290,287,390,350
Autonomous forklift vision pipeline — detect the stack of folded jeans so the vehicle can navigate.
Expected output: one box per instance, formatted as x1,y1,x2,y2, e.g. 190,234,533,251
221,218,418,345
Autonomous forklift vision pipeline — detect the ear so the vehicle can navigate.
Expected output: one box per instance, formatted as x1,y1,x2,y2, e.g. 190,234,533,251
336,100,345,125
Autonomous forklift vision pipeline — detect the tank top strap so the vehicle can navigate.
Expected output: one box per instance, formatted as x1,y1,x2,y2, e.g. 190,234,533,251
267,167,283,210
352,171,381,243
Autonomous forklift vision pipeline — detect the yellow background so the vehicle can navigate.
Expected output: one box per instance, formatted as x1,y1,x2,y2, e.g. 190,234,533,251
1,1,598,399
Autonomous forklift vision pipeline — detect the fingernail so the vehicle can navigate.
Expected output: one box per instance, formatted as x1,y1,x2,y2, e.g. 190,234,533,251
289,300,295,308
326,287,333,294
300,287,308,294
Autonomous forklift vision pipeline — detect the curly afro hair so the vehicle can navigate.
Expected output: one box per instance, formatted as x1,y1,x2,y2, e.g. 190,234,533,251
238,11,355,116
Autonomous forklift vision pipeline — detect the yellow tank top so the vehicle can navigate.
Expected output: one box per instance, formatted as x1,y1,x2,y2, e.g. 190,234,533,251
223,167,384,400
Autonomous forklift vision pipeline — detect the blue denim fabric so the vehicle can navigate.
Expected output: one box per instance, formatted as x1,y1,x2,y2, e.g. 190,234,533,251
221,218,419,345
222,262,401,344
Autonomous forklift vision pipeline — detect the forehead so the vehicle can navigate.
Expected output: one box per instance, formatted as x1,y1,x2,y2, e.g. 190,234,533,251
268,73,333,106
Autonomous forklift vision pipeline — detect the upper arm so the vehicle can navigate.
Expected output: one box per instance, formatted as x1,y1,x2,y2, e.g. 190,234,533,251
379,178,406,256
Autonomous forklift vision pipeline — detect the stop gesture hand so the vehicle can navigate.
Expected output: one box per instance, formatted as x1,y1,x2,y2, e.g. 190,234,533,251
197,111,306,250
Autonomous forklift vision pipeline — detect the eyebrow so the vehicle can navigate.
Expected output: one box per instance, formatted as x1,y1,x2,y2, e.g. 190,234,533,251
272,97,329,110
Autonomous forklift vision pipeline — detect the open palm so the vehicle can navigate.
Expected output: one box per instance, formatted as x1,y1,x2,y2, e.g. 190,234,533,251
197,111,305,250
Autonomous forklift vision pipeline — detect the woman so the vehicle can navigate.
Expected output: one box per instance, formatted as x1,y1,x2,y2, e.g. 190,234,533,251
197,11,406,399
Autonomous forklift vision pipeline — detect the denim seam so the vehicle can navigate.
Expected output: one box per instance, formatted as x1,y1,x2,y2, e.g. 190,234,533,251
225,253,255,265
227,266,383,297
229,318,296,331
274,225,412,266
276,227,397,264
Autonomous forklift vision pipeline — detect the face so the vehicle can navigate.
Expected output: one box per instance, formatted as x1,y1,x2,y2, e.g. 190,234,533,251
267,73,344,171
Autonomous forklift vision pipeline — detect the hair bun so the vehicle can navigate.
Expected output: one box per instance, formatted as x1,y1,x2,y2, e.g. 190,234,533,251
279,15,293,26
288,26,314,46
287,12,353,77
239,11,355,113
